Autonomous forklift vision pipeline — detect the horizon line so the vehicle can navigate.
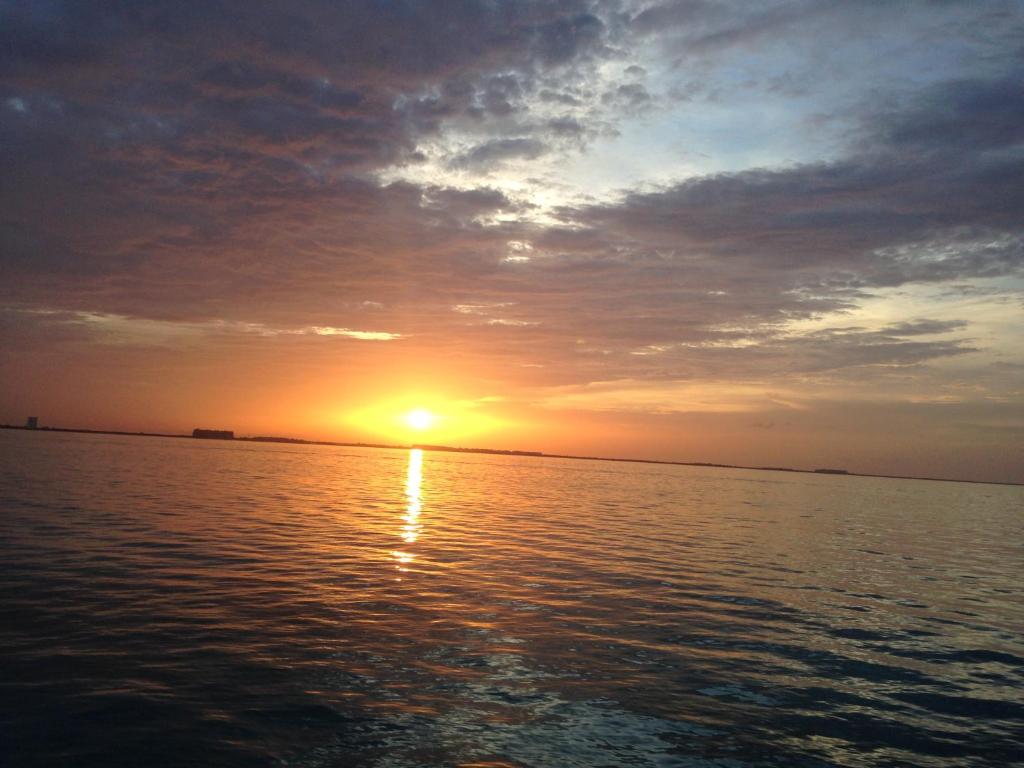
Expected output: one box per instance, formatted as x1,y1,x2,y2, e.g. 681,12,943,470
2,423,1021,489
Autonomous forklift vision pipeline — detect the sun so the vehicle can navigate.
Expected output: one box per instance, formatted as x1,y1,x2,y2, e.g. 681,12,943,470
404,408,435,431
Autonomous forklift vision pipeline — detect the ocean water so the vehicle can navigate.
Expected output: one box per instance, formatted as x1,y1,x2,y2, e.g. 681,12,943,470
0,430,1021,768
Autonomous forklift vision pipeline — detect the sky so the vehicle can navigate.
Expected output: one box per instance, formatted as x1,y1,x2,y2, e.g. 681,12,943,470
1,0,1022,483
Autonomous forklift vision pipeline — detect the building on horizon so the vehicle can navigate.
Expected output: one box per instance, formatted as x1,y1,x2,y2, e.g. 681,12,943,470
25,416,38,429
192,428,234,440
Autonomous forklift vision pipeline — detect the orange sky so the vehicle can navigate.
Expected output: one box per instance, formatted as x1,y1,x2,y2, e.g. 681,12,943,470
2,326,1021,483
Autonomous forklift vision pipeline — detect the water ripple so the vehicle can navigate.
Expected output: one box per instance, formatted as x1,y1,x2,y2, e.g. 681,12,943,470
1,431,1021,767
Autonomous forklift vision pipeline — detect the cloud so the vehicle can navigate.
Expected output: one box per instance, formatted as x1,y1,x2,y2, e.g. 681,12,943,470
307,327,399,341
868,75,1024,156
0,0,622,314
878,319,968,337
0,308,401,345
601,83,652,111
449,138,549,170
565,64,1024,289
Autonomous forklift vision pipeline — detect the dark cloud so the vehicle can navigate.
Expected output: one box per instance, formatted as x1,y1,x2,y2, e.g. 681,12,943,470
449,138,549,170
538,89,585,106
0,0,615,308
781,326,977,372
602,82,652,110
629,0,845,53
567,67,1024,290
879,319,969,337
868,75,1024,156
546,117,588,138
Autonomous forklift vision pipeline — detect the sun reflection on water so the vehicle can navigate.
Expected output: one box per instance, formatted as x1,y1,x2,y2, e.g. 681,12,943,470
392,448,423,571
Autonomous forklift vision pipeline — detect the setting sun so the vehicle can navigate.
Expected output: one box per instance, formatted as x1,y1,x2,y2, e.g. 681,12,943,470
404,408,434,431
342,394,510,445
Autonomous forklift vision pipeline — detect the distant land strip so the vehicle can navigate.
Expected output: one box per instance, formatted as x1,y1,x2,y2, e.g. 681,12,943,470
2,423,1021,487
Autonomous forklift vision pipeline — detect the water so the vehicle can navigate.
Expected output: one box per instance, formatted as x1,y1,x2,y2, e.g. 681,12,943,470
0,430,1021,767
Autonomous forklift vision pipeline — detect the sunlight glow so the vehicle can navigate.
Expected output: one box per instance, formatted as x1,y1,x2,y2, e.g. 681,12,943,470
405,408,435,430
393,448,424,573
403,448,422,544
341,394,509,444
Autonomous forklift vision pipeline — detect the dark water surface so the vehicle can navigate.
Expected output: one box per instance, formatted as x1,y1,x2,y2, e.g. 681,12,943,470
1,430,1022,767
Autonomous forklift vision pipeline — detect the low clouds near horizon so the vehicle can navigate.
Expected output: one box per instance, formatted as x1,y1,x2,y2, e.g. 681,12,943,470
2,1,1022,482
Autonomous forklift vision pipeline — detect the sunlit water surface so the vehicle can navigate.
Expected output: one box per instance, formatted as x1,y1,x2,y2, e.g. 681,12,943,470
1,431,1022,767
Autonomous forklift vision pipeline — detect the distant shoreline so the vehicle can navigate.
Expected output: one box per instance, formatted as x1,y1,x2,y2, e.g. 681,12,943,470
2,423,1020,488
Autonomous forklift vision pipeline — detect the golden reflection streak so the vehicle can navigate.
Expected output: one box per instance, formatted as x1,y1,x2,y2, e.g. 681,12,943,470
392,448,423,571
